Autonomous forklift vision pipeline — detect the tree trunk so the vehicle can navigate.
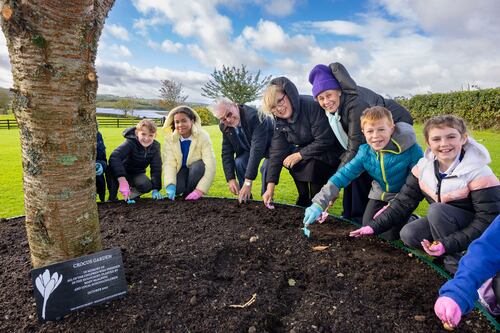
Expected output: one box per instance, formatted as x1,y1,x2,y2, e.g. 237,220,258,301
1,0,115,268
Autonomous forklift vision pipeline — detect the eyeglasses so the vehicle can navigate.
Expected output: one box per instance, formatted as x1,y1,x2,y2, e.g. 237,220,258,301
219,111,233,122
271,94,286,113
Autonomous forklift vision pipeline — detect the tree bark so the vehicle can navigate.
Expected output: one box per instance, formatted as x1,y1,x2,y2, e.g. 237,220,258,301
1,0,115,268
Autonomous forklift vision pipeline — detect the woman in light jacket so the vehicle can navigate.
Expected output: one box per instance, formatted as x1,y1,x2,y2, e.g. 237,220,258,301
162,106,216,201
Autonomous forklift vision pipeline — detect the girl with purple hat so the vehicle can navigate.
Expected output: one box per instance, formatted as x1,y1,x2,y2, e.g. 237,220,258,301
307,62,413,222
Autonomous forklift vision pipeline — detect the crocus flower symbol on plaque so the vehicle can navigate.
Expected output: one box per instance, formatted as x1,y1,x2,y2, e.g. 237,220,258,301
35,269,63,319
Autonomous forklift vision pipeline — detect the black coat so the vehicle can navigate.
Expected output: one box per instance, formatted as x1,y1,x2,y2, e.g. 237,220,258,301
220,105,274,181
266,77,343,184
96,130,107,201
109,127,162,190
329,62,414,167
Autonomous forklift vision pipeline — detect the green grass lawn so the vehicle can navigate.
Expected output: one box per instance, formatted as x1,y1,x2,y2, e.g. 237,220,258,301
1,122,499,218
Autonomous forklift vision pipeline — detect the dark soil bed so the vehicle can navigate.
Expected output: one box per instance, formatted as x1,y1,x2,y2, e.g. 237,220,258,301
0,198,496,332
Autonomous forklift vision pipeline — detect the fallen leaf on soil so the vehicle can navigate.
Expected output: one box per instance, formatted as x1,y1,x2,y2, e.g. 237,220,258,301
288,279,296,286
312,245,329,251
414,315,426,322
1,6,12,20
229,293,257,308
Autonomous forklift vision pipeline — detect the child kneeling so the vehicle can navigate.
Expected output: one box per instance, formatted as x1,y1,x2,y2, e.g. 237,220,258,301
304,106,423,240
108,119,163,202
162,106,216,201
350,115,500,274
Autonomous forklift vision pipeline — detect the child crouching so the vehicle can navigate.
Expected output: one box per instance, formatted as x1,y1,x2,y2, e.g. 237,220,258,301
108,119,163,202
304,106,423,240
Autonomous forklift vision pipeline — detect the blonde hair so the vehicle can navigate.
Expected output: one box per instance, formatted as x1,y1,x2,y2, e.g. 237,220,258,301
423,115,468,142
136,119,157,133
261,83,284,116
360,106,394,130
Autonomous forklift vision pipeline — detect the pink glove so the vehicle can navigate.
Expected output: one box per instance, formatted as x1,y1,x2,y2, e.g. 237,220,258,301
118,178,131,200
185,189,203,201
317,211,329,223
373,204,389,219
434,296,462,329
349,226,374,238
421,239,446,256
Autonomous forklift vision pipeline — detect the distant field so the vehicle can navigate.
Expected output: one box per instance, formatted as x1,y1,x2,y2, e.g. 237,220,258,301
1,122,499,219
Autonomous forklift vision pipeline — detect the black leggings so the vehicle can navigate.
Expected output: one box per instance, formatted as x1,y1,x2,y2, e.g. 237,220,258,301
294,180,323,207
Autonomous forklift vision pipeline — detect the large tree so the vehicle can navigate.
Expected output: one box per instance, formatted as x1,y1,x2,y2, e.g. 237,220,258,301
201,64,271,104
1,0,114,268
159,79,188,111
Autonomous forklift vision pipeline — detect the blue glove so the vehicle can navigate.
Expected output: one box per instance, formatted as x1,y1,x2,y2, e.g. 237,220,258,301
165,184,176,200
95,162,103,176
152,189,164,200
126,199,136,204
303,203,323,225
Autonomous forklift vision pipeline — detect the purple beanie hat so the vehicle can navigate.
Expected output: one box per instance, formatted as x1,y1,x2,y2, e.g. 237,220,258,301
308,64,341,98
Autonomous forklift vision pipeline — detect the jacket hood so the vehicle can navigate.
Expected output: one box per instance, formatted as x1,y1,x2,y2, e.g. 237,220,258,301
123,126,138,140
270,76,301,123
380,122,417,154
163,107,203,138
423,136,491,175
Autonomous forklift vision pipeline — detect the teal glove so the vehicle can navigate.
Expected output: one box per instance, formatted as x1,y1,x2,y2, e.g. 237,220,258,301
165,184,176,200
303,203,323,225
152,189,164,200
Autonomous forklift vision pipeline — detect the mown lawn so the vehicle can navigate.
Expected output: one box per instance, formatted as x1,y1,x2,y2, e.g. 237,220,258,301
1,121,499,219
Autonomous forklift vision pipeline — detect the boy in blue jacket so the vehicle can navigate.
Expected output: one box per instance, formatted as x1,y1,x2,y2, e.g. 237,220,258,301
434,215,500,329
303,106,423,239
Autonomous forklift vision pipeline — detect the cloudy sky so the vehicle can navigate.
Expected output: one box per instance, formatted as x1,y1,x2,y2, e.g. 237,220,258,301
1,0,499,103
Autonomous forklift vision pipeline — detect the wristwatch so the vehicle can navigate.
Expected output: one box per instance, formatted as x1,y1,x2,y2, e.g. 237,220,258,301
244,180,252,186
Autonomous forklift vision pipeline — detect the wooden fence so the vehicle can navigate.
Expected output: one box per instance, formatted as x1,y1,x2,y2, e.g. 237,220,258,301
0,117,164,130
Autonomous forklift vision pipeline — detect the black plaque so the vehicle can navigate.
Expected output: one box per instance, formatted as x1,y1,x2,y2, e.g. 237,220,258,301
31,248,127,322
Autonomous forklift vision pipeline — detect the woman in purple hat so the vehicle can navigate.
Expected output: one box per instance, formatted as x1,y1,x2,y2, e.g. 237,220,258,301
307,62,413,222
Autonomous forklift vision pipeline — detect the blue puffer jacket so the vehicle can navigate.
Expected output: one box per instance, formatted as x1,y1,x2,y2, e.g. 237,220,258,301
312,122,423,209
439,215,500,314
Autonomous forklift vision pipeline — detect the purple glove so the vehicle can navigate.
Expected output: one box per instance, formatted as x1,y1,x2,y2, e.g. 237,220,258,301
349,226,374,238
185,189,203,201
373,204,389,219
434,296,462,329
421,239,446,256
118,177,131,200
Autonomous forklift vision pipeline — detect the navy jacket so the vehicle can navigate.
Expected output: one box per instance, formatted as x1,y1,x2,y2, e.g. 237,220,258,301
220,104,274,181
439,215,500,314
109,127,162,190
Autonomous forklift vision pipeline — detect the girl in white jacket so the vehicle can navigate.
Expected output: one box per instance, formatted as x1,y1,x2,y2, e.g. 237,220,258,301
162,106,216,201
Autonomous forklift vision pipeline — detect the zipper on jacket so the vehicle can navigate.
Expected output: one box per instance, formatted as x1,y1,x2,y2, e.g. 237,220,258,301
433,159,442,202
380,152,389,192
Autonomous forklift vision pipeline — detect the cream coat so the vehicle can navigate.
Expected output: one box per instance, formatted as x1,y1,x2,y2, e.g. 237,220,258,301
162,109,216,193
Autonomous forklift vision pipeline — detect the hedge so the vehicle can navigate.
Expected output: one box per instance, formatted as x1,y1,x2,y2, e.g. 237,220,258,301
396,88,500,130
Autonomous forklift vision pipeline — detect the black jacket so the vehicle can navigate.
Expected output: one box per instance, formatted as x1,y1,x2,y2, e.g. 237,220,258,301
220,105,274,181
329,62,413,167
109,127,162,190
267,77,343,184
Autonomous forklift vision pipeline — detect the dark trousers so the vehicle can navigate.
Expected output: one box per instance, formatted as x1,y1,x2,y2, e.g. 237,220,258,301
107,170,153,200
362,199,402,240
342,171,371,222
96,174,106,202
494,274,500,303
399,203,474,274
235,151,268,195
293,181,324,207
176,160,205,195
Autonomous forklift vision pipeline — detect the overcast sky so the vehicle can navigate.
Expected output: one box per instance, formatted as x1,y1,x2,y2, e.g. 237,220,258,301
1,0,499,103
